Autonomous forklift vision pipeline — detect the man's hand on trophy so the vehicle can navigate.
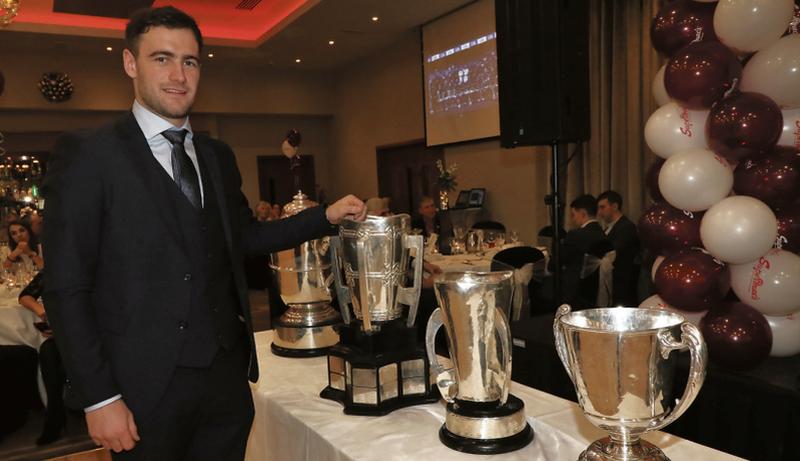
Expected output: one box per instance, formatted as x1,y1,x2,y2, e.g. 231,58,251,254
326,195,367,224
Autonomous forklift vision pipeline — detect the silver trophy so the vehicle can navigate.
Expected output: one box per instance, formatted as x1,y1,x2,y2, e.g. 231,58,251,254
321,214,437,415
269,191,340,357
426,271,533,454
553,305,707,461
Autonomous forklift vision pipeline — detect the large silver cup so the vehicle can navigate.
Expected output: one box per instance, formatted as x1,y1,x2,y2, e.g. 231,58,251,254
553,305,707,461
426,271,533,452
331,214,423,332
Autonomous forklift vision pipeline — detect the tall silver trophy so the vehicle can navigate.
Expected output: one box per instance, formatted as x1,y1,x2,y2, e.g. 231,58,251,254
320,214,438,415
553,305,707,461
269,191,341,357
426,271,534,454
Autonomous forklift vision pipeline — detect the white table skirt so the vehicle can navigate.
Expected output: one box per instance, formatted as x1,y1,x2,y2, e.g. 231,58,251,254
0,288,44,349
245,331,741,461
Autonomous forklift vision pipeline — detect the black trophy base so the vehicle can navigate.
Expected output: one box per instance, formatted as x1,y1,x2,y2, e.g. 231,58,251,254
439,423,534,455
439,394,534,455
270,342,332,358
319,319,439,416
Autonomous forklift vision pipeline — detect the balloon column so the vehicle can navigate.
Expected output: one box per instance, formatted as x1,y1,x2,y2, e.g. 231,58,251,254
641,0,800,369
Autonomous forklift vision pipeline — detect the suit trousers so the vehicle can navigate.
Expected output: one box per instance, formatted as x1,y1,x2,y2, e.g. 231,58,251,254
113,338,254,461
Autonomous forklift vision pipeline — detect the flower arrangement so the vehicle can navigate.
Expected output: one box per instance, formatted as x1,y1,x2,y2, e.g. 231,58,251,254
435,160,458,191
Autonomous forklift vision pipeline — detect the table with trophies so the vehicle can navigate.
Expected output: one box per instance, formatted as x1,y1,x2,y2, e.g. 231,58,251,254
248,213,742,461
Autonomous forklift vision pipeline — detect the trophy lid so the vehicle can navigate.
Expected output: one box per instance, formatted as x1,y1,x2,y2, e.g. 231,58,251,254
281,190,318,218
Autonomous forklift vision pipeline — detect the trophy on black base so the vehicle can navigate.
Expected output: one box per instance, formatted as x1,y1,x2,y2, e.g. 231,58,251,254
426,271,534,455
269,191,340,357
319,214,439,415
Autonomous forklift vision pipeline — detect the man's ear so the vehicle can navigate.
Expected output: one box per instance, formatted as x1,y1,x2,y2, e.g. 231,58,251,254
123,49,138,79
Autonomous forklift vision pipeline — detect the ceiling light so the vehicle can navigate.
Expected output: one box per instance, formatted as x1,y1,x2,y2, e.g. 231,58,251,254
328,40,335,45
371,16,379,22
208,53,215,58
295,58,302,63
105,46,113,51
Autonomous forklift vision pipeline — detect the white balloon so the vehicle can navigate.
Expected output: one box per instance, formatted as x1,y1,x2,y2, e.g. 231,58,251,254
639,295,706,327
652,64,670,107
765,311,800,357
645,103,709,159
778,108,800,149
741,34,800,108
659,148,734,212
714,0,795,53
651,255,666,282
701,196,778,264
731,249,800,316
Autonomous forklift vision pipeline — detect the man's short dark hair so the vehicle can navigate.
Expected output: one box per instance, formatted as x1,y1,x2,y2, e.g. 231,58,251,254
597,190,623,209
570,194,597,217
126,6,203,55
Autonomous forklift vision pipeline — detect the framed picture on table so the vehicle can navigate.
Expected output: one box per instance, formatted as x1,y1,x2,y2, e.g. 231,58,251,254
468,188,486,207
454,190,470,208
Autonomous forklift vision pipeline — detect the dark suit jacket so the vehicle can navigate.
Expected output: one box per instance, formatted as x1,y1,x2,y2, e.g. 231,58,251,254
560,221,608,307
606,215,640,306
42,112,334,417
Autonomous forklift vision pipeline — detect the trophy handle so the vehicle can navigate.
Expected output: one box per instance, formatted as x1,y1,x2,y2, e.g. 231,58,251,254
329,237,352,325
650,322,708,432
494,306,512,405
425,307,458,403
356,239,373,332
399,234,424,328
553,304,574,383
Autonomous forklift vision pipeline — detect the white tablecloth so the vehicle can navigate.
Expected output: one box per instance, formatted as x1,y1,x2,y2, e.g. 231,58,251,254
427,245,548,273
245,331,741,461
0,287,44,349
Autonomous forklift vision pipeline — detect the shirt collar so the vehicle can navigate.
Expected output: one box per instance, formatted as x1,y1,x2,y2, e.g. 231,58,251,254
131,100,193,141
581,218,597,229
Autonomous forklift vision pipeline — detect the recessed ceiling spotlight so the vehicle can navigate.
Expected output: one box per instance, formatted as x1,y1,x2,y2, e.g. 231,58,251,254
328,40,335,45
371,16,379,22
105,46,113,51
208,53,215,58
295,58,302,63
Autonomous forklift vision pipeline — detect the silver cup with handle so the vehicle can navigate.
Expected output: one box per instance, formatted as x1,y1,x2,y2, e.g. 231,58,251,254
553,305,707,461
425,271,533,454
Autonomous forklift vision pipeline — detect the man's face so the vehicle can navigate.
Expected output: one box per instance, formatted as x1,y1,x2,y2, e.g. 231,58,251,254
419,199,437,219
597,198,616,224
570,207,587,228
123,26,200,125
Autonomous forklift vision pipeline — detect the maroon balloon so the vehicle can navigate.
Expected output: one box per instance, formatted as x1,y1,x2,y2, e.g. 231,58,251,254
700,302,772,370
638,202,704,255
775,205,800,253
734,147,800,207
707,92,783,163
645,159,665,202
664,41,742,109
654,249,730,311
286,129,301,147
651,0,718,57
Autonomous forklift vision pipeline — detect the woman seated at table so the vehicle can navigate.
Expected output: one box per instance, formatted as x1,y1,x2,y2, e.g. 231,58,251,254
2,220,44,271
18,271,67,445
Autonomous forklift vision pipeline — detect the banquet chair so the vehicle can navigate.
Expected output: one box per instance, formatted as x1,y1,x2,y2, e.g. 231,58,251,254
491,246,548,319
577,240,615,309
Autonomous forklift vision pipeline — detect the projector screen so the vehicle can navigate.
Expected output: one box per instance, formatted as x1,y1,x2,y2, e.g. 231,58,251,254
422,0,500,147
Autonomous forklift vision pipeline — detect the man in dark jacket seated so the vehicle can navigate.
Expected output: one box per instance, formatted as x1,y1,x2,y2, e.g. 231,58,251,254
559,194,608,308
597,190,640,307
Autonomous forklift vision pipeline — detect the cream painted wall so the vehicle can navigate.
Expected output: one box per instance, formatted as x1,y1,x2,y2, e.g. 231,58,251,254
329,31,552,243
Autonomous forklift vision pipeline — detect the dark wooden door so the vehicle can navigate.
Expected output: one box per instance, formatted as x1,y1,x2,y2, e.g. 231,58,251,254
257,155,316,206
376,141,443,215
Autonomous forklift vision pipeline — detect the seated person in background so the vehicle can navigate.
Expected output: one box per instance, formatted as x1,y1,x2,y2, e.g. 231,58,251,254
19,272,67,445
411,196,441,238
365,197,391,217
597,190,640,307
254,201,272,222
559,194,608,308
270,203,282,220
3,221,44,270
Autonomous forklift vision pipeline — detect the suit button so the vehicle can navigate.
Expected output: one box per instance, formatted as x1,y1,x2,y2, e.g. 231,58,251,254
178,321,188,330
184,273,192,281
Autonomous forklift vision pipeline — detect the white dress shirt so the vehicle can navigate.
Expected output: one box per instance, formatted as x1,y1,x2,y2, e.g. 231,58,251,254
85,101,205,413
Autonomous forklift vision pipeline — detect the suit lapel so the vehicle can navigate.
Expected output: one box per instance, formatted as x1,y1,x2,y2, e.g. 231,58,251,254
114,112,188,256
193,135,234,252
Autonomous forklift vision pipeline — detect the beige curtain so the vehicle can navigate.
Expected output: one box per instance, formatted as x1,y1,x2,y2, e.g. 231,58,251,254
565,0,663,222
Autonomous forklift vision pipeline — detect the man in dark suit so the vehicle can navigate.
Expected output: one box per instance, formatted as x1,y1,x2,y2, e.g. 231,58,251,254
560,194,609,308
41,7,365,460
597,190,640,307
